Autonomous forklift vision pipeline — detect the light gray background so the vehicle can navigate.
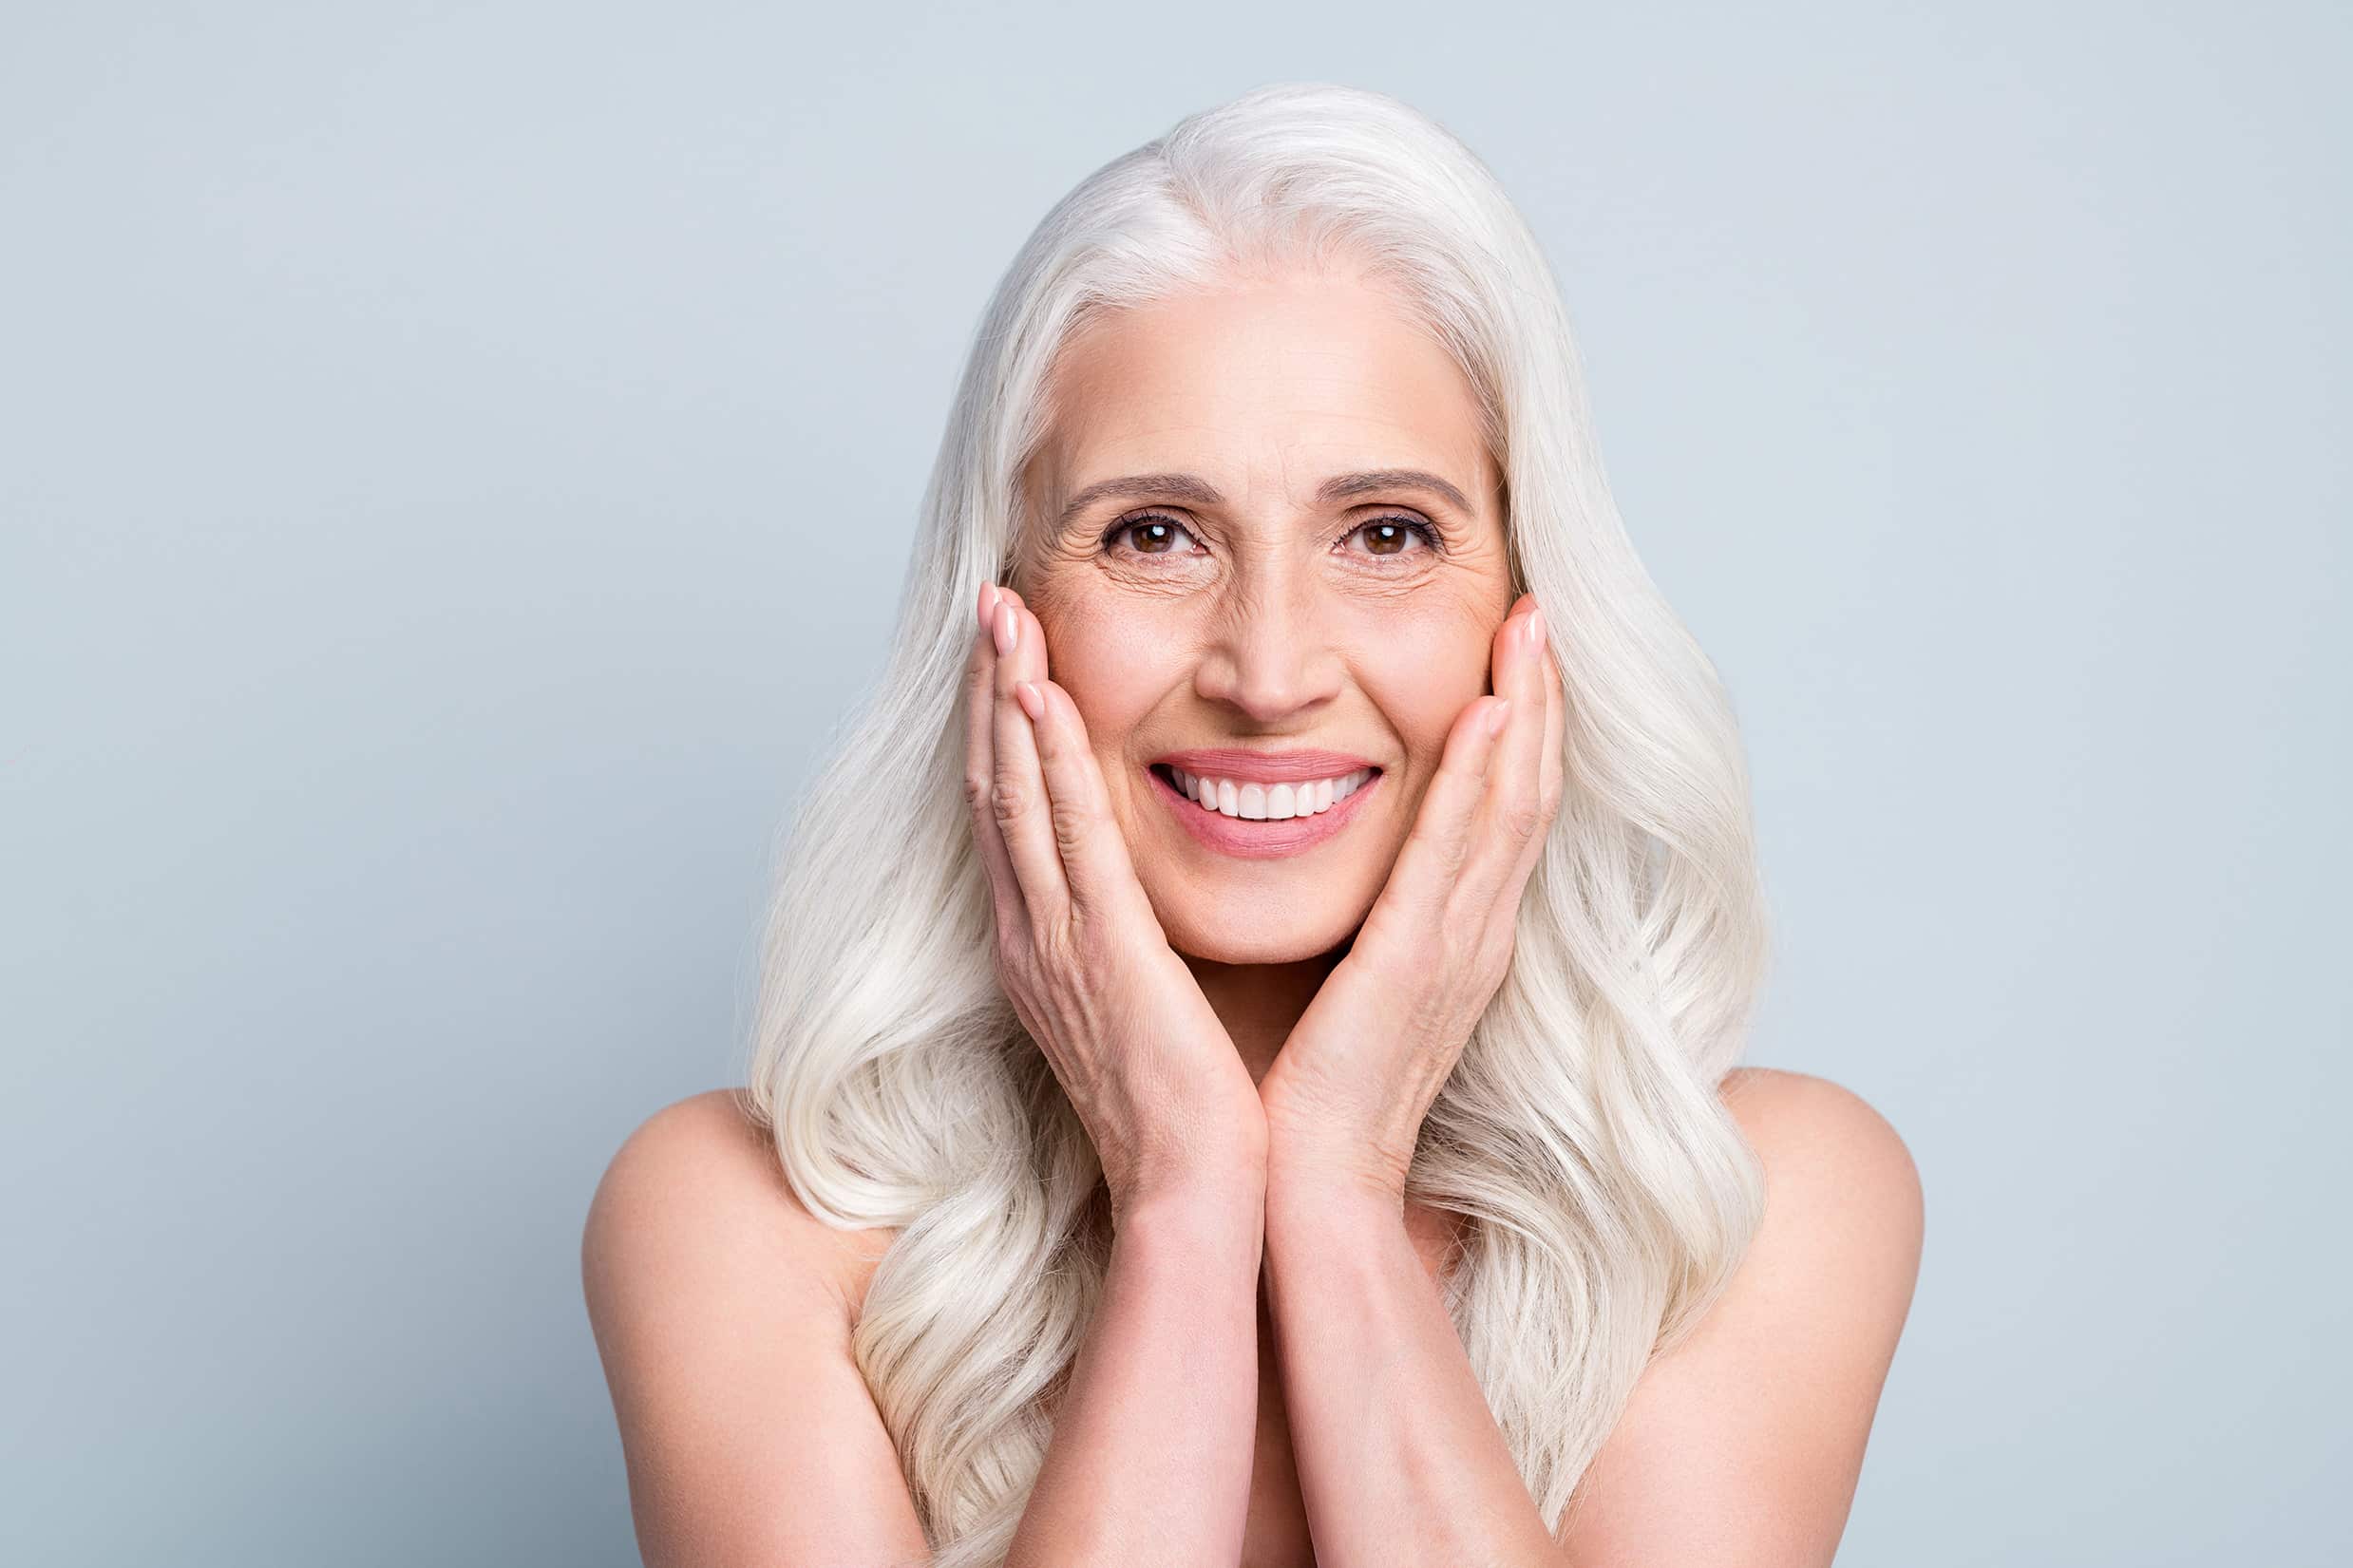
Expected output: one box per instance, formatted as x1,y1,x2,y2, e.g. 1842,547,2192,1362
5,2,2345,1563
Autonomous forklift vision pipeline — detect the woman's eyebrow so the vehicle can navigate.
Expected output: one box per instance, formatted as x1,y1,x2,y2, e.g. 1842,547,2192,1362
1056,468,1472,530
1057,473,1226,530
1315,468,1473,514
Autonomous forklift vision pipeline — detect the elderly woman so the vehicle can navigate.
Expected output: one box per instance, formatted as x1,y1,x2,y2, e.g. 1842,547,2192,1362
583,82,1923,1568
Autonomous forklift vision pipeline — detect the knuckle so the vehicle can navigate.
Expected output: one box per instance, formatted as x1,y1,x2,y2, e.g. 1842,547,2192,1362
991,772,1033,825
1501,795,1545,841
962,772,992,815
1050,795,1091,860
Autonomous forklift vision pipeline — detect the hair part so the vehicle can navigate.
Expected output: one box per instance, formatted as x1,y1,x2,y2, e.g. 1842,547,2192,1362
744,81,1770,1563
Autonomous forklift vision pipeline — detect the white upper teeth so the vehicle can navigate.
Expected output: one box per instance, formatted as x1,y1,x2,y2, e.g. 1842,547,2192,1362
1167,767,1373,821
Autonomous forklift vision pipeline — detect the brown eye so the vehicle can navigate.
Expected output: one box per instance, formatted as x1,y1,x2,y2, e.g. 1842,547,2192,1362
1346,517,1442,559
1103,514,1201,558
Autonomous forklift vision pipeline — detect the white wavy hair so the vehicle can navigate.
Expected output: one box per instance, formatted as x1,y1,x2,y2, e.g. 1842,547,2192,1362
743,81,1769,1563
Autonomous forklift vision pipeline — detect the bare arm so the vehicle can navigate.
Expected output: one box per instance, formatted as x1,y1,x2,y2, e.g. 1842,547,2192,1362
1004,1181,1265,1567
1262,1177,1557,1567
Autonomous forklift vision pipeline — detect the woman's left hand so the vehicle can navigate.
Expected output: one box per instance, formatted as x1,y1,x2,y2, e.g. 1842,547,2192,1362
1258,593,1565,1206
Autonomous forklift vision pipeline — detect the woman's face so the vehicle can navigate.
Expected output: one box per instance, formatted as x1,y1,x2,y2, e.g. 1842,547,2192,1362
1016,266,1516,965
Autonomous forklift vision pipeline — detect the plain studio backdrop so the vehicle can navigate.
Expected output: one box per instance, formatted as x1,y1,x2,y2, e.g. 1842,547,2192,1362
4,3,2345,1564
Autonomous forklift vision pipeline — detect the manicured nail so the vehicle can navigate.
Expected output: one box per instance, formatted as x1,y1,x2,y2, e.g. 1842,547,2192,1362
1488,700,1511,737
979,582,1000,627
1526,607,1546,651
994,602,1018,656
1015,681,1044,721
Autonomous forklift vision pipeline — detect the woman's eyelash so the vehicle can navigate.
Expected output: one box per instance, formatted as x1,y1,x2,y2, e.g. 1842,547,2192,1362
1347,516,1445,556
1099,511,1445,559
1099,513,1203,556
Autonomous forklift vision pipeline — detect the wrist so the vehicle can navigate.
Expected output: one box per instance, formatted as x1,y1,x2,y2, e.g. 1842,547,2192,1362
1262,1168,1411,1267
1264,1137,1412,1218
1110,1159,1267,1235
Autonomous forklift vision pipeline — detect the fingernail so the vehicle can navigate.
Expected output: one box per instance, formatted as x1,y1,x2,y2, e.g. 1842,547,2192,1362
1015,680,1044,721
1488,700,1511,737
979,582,1000,627
994,602,1018,656
1525,608,1546,651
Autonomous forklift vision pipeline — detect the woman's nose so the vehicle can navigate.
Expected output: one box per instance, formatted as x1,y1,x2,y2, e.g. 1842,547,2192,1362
1189,578,1344,725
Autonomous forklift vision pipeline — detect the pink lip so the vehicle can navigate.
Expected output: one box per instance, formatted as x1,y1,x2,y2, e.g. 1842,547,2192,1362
1148,747,1378,784
1146,762,1384,860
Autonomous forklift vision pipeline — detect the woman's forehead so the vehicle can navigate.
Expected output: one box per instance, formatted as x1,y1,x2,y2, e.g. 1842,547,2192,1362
1031,288,1493,520
1048,275,1477,436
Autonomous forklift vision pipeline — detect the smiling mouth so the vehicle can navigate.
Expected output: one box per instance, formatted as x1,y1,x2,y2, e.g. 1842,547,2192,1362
1148,763,1381,821
1144,762,1384,860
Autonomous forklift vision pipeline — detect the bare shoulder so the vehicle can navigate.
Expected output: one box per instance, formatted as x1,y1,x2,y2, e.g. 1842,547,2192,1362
1713,1064,1925,1332
582,1087,891,1316
1718,1065,1925,1240
1556,1066,1924,1564
579,1089,924,1567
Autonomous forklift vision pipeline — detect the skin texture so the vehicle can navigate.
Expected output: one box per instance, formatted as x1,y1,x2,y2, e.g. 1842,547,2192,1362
579,260,1925,1568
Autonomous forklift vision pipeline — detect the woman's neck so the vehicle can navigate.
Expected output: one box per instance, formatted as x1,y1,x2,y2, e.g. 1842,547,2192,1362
1181,949,1345,1086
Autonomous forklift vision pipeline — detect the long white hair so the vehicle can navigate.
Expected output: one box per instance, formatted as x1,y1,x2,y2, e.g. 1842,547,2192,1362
743,81,1769,1563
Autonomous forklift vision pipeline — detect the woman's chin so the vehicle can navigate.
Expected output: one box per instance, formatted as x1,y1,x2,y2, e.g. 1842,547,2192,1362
1165,913,1363,967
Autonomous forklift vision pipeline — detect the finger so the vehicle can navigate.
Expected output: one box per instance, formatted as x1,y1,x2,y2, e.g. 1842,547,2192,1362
1477,601,1552,851
1504,613,1566,897
1426,600,1535,916
1027,677,1156,924
965,582,1029,930
1538,644,1563,825
1373,688,1512,928
1534,639,1552,822
990,596,1072,918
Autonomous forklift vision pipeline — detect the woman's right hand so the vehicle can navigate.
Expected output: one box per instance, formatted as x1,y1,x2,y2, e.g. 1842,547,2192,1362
964,580,1267,1220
